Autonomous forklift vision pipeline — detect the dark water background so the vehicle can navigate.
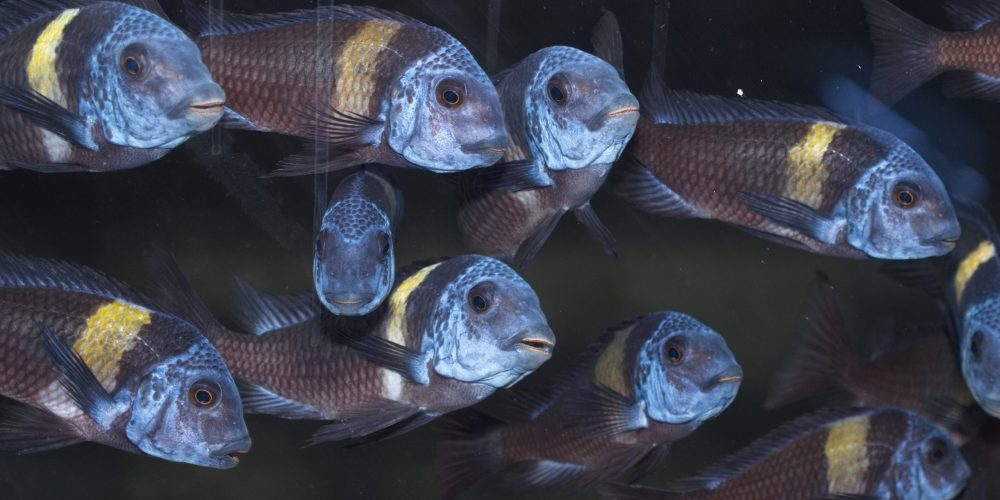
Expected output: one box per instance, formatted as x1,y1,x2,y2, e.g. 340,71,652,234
0,0,997,498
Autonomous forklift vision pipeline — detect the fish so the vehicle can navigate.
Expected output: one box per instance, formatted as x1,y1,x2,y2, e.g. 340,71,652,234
765,273,976,436
457,11,639,266
142,251,555,444
613,69,961,260
0,0,225,173
439,312,742,496
0,252,249,468
603,407,971,500
185,3,508,176
863,0,1000,105
315,168,403,316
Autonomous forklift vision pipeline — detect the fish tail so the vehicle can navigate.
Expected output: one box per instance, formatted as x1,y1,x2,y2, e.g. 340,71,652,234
438,410,506,499
862,0,944,105
764,273,858,409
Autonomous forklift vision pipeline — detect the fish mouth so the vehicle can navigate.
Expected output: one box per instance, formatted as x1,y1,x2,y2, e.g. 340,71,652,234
461,136,509,156
519,337,555,355
188,99,225,115
512,325,556,356
587,96,641,131
606,106,640,118
209,437,252,468
703,367,744,390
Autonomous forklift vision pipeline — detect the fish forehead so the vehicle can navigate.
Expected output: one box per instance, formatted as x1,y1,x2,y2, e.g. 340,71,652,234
954,239,997,304
323,198,389,241
72,300,152,392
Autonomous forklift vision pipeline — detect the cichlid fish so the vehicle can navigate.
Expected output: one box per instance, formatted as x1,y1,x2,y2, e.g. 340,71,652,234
186,3,507,176
144,252,555,444
863,0,1000,105
439,312,742,496
315,168,402,316
0,0,225,172
604,407,971,500
457,11,639,266
0,253,249,468
614,71,960,260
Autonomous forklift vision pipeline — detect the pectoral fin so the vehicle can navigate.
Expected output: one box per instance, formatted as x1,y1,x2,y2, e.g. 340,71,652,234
0,86,95,151
40,326,121,430
739,192,835,243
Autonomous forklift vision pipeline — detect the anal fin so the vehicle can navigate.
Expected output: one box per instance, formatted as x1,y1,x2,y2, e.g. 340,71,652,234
942,72,1000,102
306,399,418,445
0,401,84,454
574,202,618,258
514,208,567,269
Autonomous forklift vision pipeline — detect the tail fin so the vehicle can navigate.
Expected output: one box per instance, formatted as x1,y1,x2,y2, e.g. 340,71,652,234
861,0,943,105
764,273,858,409
437,409,506,499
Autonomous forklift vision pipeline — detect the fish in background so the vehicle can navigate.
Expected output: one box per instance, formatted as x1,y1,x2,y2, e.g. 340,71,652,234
457,11,639,266
863,0,1000,105
0,253,249,468
185,3,509,177
0,0,225,172
765,273,978,437
144,251,555,444
614,69,961,260
603,407,971,499
315,168,402,316
438,312,742,496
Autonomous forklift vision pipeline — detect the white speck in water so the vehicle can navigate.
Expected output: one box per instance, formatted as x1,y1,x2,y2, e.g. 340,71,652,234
736,88,744,97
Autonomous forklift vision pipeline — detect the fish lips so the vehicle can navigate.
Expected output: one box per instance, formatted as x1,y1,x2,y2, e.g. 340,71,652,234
586,94,641,132
321,291,378,315
460,135,508,164
508,324,556,358
168,82,227,131
207,435,252,469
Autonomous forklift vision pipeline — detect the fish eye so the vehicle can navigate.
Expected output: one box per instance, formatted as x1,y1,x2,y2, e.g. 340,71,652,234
892,183,920,208
547,74,569,106
188,382,220,409
436,78,465,108
467,281,495,314
121,55,142,77
971,331,983,362
664,342,684,364
925,438,948,464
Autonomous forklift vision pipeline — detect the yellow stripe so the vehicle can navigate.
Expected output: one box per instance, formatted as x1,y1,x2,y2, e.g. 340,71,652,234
783,122,846,208
334,21,402,115
72,301,152,391
26,9,80,106
825,415,870,493
954,240,996,304
593,327,632,396
383,263,440,345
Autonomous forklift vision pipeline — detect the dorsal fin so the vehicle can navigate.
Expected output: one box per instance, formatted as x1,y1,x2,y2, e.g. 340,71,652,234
185,2,420,37
591,9,625,77
231,278,319,335
0,252,150,306
955,199,999,242
640,68,841,126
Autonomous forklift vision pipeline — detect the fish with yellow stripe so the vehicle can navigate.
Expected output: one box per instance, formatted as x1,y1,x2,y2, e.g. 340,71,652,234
0,0,225,172
185,3,508,177
0,252,249,468
613,69,960,259
438,312,742,496
603,407,971,499
143,251,555,444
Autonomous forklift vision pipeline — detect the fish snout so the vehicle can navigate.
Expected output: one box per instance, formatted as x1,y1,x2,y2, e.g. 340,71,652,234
587,94,641,132
512,325,556,357
461,134,508,161
702,365,745,391
208,435,252,468
171,82,226,127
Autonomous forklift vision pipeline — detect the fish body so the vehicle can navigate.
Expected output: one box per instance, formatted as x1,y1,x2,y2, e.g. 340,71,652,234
458,12,639,265
0,1,225,172
315,169,402,315
189,4,506,175
605,408,971,500
0,253,248,468
616,74,960,260
863,0,1000,105
440,312,742,495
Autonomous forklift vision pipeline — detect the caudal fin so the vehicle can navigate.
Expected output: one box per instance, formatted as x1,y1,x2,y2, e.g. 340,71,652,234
862,0,943,105
437,409,506,499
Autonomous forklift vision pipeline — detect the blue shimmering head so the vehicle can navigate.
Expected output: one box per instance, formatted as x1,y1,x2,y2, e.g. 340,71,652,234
635,312,742,425
79,3,225,149
883,412,970,499
418,256,555,388
126,338,249,469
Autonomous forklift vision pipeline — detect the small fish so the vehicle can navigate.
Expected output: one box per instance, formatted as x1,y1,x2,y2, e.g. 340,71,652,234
439,312,742,496
614,70,960,259
144,251,554,444
863,0,1000,105
766,273,976,435
457,11,639,266
0,253,249,468
604,407,971,500
186,3,507,176
0,0,225,172
315,169,403,316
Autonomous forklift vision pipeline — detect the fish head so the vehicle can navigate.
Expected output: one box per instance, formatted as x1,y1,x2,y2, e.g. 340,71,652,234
845,143,960,259
636,313,742,424
959,304,1000,417
520,46,639,170
889,414,971,499
387,47,507,172
83,4,225,150
126,339,249,469
426,256,554,388
313,199,394,316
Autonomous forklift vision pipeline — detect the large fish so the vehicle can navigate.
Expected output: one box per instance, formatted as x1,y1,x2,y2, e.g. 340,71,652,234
314,168,402,316
604,408,971,499
439,312,742,496
145,252,555,444
0,0,225,172
186,3,507,176
0,253,249,468
863,0,1000,105
614,71,960,259
457,11,639,266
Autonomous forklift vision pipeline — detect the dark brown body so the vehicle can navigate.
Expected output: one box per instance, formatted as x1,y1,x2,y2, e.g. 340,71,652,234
936,23,1000,77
